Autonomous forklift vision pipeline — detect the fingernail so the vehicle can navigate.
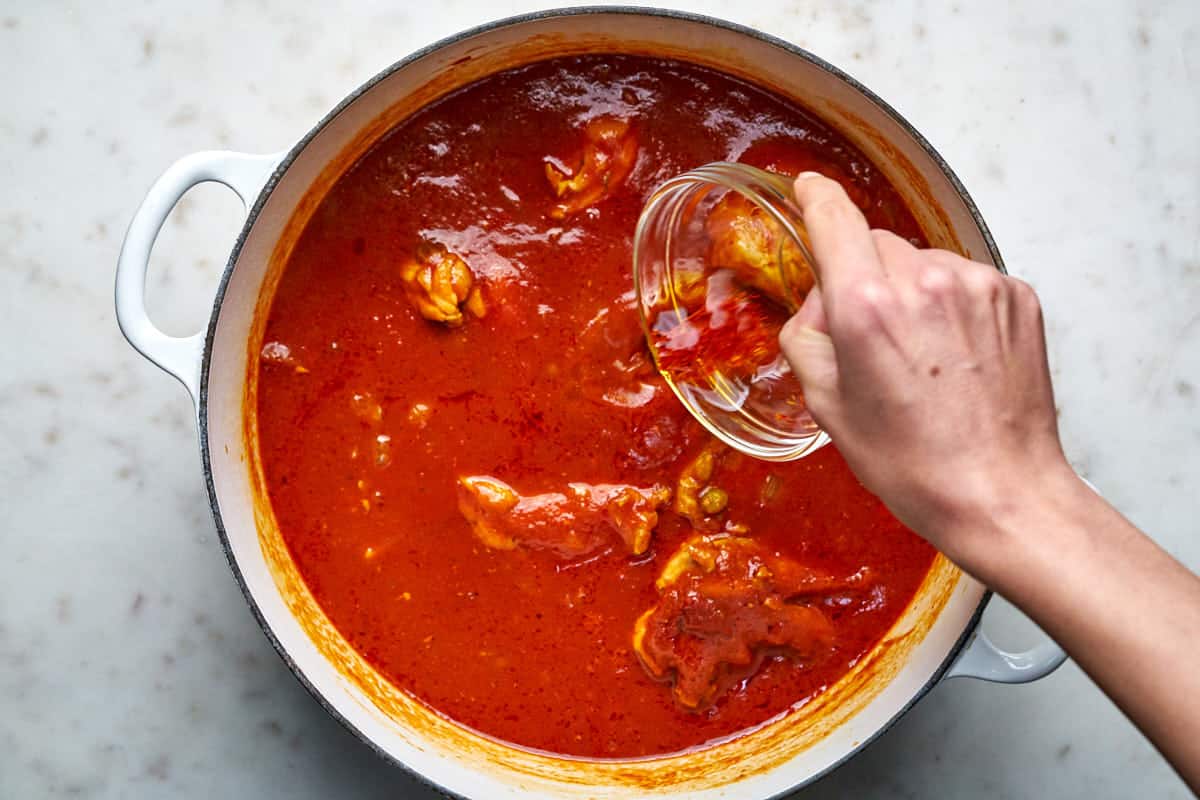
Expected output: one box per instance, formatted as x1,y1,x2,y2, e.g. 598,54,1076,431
797,171,822,180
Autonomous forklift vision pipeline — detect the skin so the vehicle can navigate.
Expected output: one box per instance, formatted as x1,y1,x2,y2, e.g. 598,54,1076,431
780,173,1200,793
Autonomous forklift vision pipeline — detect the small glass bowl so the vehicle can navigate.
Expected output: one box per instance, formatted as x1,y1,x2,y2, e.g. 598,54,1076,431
633,162,830,461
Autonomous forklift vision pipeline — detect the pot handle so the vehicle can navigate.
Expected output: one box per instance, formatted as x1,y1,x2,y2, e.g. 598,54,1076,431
115,150,282,402
943,629,1067,683
942,478,1108,684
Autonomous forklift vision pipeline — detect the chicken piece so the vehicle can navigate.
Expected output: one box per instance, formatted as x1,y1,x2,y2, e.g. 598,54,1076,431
544,116,638,219
632,534,870,711
705,191,815,308
400,242,486,327
457,476,671,558
673,442,734,530
604,482,673,555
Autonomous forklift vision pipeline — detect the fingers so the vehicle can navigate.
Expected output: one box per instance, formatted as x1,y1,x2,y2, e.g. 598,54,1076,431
779,312,839,429
788,172,1032,441
781,287,839,428
1005,276,1048,364
905,249,1012,352
957,260,1011,349
793,173,886,301
871,233,1012,354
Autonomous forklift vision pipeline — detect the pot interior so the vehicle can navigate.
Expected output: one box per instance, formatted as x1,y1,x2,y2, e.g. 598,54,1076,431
203,10,989,799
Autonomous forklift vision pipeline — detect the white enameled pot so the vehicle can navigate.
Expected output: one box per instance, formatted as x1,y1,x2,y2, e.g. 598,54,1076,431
115,8,1066,799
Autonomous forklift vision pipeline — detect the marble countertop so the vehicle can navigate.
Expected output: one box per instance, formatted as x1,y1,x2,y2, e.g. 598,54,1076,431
2,1,1197,797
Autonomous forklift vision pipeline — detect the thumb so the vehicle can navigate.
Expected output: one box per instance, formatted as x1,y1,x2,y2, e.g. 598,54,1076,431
790,284,829,333
780,291,839,423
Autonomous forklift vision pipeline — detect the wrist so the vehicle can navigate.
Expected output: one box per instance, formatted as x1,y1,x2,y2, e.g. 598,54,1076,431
925,458,1090,588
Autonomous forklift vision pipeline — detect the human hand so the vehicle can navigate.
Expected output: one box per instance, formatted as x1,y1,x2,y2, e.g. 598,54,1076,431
780,175,1200,792
780,173,1072,564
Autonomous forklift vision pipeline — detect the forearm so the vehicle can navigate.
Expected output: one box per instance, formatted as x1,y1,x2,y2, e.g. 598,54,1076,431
944,470,1200,793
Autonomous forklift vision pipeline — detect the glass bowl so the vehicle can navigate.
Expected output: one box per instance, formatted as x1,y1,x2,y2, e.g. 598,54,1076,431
633,162,830,461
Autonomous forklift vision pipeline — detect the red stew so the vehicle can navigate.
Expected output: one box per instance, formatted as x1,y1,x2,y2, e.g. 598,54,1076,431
256,55,935,758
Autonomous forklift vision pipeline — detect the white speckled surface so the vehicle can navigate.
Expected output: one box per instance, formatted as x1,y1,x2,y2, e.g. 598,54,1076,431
2,1,1197,797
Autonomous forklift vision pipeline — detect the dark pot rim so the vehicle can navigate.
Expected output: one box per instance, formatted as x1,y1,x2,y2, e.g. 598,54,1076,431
197,7,996,799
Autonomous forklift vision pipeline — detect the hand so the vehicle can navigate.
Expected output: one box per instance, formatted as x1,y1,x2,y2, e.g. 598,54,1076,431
778,174,1200,792
779,173,1072,564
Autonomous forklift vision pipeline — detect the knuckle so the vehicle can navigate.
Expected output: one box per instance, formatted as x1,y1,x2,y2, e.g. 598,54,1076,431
962,266,1004,300
1008,277,1043,314
916,264,958,298
842,279,894,330
1006,275,1032,300
853,278,892,309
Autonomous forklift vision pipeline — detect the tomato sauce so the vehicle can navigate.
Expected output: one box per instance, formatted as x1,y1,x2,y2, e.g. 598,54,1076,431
256,55,935,758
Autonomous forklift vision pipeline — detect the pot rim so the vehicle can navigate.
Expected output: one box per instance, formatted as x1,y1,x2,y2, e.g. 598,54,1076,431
197,7,997,798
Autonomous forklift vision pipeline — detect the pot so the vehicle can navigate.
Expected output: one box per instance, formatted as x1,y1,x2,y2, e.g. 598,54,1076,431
115,8,1066,798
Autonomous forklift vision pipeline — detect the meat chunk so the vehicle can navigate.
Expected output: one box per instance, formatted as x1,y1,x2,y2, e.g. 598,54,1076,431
400,242,486,327
672,442,734,530
457,476,671,558
705,191,815,306
544,116,638,219
632,534,870,711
